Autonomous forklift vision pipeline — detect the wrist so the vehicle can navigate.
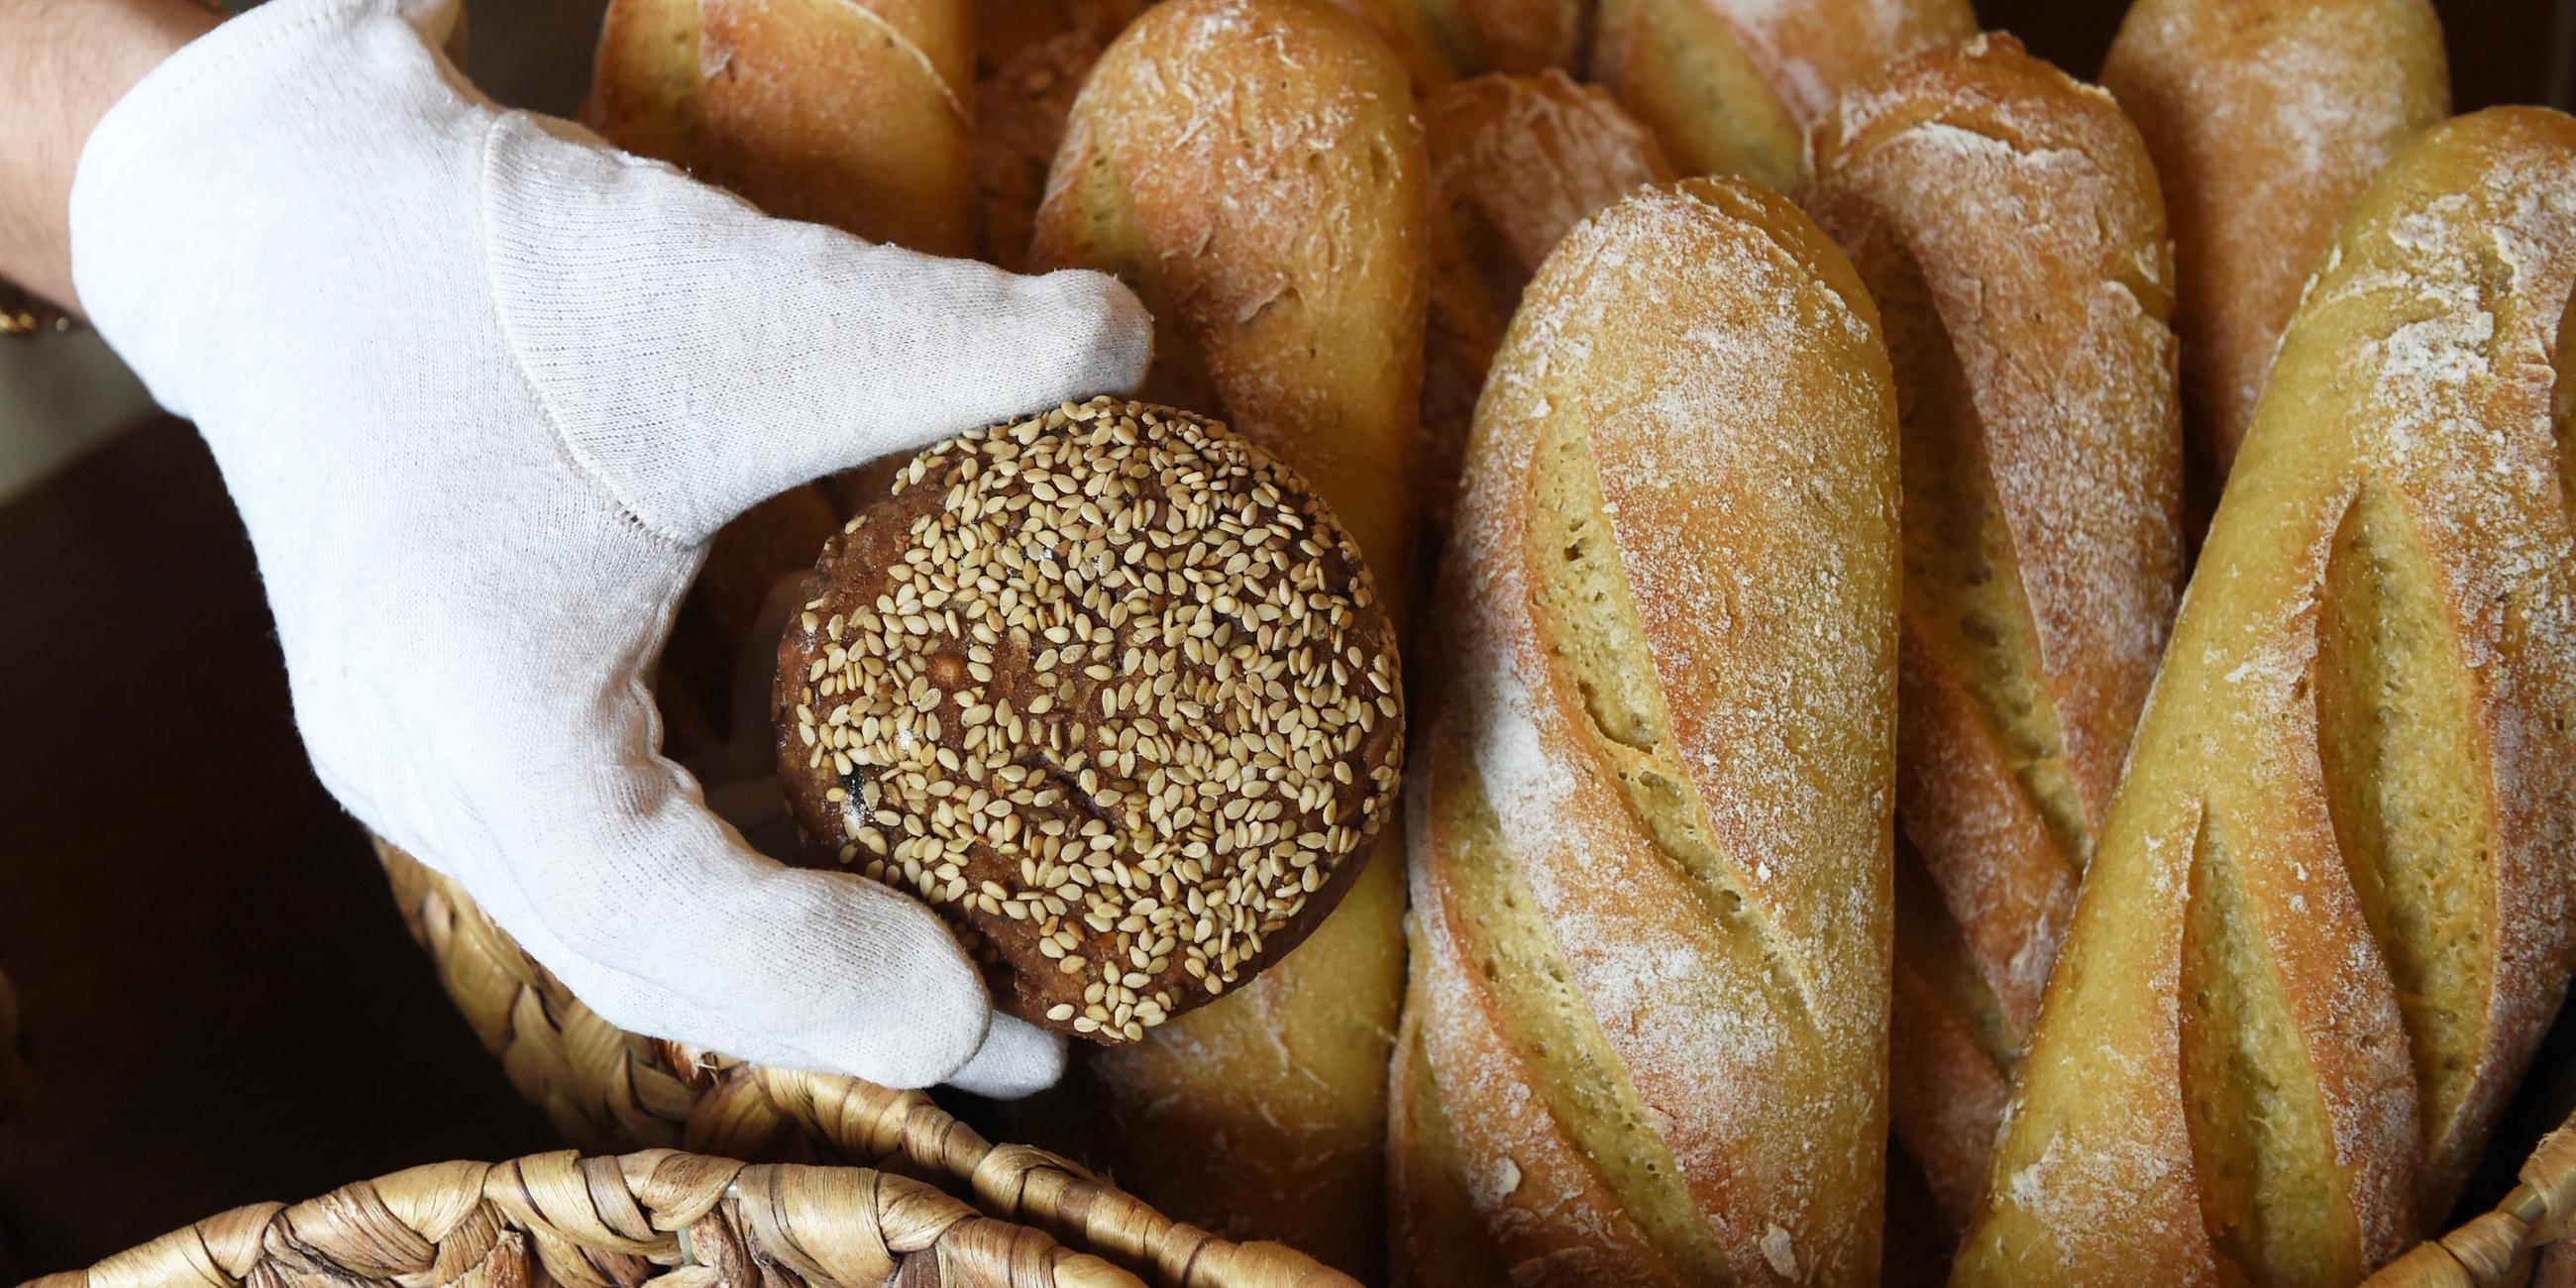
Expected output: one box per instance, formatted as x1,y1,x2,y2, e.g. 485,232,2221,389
0,0,221,312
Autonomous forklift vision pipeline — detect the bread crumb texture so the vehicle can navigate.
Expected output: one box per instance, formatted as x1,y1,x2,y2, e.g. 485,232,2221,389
777,398,1404,1041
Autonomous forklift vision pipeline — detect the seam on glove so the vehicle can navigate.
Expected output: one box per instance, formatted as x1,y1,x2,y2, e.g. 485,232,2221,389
474,112,698,555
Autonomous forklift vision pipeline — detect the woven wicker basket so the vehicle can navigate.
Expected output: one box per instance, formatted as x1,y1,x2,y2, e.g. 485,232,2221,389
22,1149,1157,1288
374,841,1344,1288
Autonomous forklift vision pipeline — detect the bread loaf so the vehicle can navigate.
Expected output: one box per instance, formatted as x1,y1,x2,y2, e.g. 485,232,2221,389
1419,70,1671,539
588,0,973,256
1798,33,2183,1238
2101,0,2448,506
1027,0,1427,1269
1588,0,1972,188
1956,107,2576,1287
1389,176,1898,1287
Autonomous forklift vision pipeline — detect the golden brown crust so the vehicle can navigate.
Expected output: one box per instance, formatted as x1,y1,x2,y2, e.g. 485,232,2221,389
1026,0,1426,1268
1589,0,1972,187
1419,70,1671,539
1798,32,2184,1236
774,400,1402,1041
1393,176,1898,1287
585,0,974,256
1960,108,2576,1287
2101,0,2449,503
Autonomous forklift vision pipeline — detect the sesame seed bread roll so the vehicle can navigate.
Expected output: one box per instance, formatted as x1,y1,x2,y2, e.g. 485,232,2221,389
1390,176,1898,1287
1588,0,1973,189
1027,0,1427,1270
1956,108,2576,1287
776,399,1404,1042
2101,0,2449,507
1798,33,2183,1238
587,0,974,257
1419,70,1673,540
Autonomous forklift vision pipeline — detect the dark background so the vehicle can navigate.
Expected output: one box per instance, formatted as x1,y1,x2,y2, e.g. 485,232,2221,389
3,0,2572,1272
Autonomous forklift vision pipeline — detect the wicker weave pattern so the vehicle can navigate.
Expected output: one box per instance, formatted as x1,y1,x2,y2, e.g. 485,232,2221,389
20,1149,1144,1288
376,841,1352,1288
2364,1119,2576,1287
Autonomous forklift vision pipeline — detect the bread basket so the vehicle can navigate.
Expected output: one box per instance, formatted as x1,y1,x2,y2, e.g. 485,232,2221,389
20,1149,1151,1288
372,841,1344,1288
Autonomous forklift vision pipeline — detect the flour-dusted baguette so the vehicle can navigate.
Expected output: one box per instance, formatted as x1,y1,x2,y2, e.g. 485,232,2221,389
1956,108,2576,1287
1026,0,1428,1270
1390,176,1898,1287
1588,0,1972,188
2101,0,2448,509
1797,33,2183,1240
1419,70,1671,539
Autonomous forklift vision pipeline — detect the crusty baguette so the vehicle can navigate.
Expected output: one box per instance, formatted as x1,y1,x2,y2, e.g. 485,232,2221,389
1418,70,1672,541
1956,107,2576,1287
589,0,973,256
2101,0,2449,508
1389,176,1898,1287
1026,0,1428,1271
1797,33,2184,1239
1588,0,1973,188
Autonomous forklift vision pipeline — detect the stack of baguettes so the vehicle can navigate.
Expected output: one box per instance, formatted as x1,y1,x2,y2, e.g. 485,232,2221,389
583,0,2576,1282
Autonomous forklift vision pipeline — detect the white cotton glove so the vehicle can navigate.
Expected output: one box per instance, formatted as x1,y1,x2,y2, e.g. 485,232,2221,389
66,0,1151,1097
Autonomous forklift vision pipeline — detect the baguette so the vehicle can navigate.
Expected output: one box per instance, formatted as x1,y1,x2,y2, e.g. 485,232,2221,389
589,0,973,257
2101,0,2448,507
1588,0,1973,188
1389,176,1898,1287
1419,70,1672,539
1026,0,1428,1271
1798,34,2184,1238
1956,107,2576,1287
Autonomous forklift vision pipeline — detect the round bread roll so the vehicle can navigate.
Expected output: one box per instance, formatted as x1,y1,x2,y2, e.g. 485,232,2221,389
776,397,1406,1043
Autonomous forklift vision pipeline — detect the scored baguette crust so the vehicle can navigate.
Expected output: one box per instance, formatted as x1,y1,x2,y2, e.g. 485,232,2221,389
1419,70,1672,538
1391,176,1898,1287
1798,33,2183,1237
1589,0,1973,188
2101,0,2449,501
1957,108,2576,1287
1027,0,1428,1272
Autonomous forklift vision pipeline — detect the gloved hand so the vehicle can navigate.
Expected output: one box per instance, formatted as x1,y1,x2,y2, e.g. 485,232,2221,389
67,0,1150,1096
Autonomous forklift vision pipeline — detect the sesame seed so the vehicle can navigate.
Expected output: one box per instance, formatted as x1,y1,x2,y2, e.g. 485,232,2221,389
776,398,1398,1035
